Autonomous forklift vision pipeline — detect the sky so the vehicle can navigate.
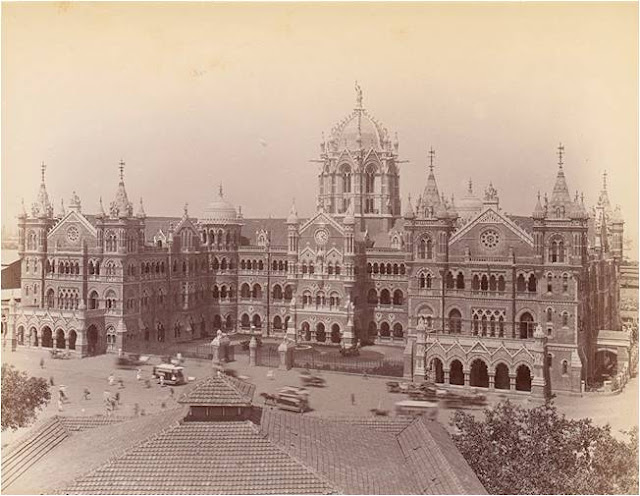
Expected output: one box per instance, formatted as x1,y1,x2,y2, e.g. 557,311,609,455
2,2,638,254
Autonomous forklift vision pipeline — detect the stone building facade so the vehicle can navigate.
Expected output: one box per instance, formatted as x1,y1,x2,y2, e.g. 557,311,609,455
7,88,625,395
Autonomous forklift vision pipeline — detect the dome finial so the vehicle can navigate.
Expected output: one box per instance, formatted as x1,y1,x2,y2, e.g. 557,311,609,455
355,80,363,109
183,202,189,217
118,159,125,182
468,178,473,194
41,161,46,183
602,170,608,191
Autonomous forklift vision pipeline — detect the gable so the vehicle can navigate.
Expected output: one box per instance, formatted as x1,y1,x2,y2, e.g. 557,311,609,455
449,208,534,257
46,212,97,252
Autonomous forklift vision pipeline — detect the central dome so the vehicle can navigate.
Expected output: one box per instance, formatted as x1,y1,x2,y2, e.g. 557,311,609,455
334,111,385,151
201,187,237,224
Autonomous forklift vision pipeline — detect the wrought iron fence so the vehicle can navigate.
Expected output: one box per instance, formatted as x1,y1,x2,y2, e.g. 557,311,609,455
291,348,404,377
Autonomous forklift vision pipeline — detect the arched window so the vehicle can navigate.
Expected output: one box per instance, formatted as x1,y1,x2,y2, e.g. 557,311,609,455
472,314,479,335
426,273,432,289
400,264,406,275
212,286,219,299
240,314,250,329
562,274,569,293
547,273,553,293
519,312,535,339
498,315,505,337
562,360,569,375
562,312,569,327
498,275,506,292
367,263,373,274
272,285,283,300
456,273,465,289
392,323,403,338
448,309,462,334
472,275,480,291
393,289,403,305
367,289,378,304
284,285,293,300
380,289,391,305
335,264,341,275
380,322,390,337
258,260,264,271
419,273,426,289
373,263,379,274
527,274,537,292
328,263,334,275
309,263,315,274
489,275,497,292
252,284,262,299
240,283,251,299
418,239,426,259
273,315,283,330
481,275,489,291
88,290,99,310
516,274,526,292
546,308,553,322
331,323,341,343
302,263,308,274
302,291,312,306
46,289,55,308
446,272,455,289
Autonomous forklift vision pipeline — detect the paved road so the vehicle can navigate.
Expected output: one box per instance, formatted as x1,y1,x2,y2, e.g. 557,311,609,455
2,347,637,447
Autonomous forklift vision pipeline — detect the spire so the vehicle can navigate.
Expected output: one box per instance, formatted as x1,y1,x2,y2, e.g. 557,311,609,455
109,159,133,218
421,146,441,213
183,202,189,218
533,190,545,219
32,161,53,218
136,197,146,219
428,147,435,172
549,144,572,217
468,179,473,194
19,198,27,218
287,198,299,224
354,80,363,110
404,193,415,219
597,170,611,212
98,196,106,217
219,182,224,198
57,198,66,218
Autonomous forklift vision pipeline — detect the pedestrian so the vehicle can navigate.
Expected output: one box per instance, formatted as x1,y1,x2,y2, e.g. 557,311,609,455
145,378,151,389
159,375,165,387
114,391,121,405
118,377,125,389
57,397,63,412
40,357,45,369
136,369,142,381
169,387,174,398
49,376,55,386
83,387,91,400
351,393,355,405
108,373,115,386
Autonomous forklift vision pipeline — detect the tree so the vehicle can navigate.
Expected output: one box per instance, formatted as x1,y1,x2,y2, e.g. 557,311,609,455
1,364,51,431
451,400,638,495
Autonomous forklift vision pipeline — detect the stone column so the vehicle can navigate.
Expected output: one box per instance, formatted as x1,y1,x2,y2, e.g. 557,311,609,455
249,335,258,366
341,306,356,350
413,321,426,380
278,340,294,370
489,375,495,390
509,374,516,391
463,371,470,387
210,330,229,368
443,370,450,385
531,324,548,399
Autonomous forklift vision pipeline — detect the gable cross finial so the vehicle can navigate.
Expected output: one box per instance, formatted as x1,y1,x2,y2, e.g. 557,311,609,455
118,159,125,181
40,161,46,183
428,147,435,172
219,183,223,197
557,142,564,168
603,170,608,190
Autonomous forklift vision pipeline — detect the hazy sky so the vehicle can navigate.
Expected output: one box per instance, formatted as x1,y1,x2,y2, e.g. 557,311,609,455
2,2,637,251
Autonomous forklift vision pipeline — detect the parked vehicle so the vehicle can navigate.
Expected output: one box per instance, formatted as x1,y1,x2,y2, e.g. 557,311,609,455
299,370,326,387
394,399,439,419
115,353,148,369
386,381,401,393
275,386,309,413
49,349,71,359
152,364,186,385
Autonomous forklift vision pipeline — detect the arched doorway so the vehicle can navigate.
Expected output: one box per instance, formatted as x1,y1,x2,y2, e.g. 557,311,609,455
30,327,38,347
519,312,534,339
330,324,341,343
429,357,444,383
448,309,462,334
316,322,326,342
470,359,489,387
449,360,464,385
68,330,77,350
213,315,222,330
55,329,65,349
41,326,53,348
516,364,532,391
595,350,618,379
494,363,510,390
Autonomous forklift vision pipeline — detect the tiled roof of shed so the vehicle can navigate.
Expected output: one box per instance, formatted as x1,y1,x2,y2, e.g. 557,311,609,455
178,374,255,406
260,408,420,494
64,421,337,495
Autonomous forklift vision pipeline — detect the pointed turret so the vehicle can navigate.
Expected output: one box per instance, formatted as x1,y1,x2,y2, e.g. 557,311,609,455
56,198,66,218
533,191,545,219
136,198,146,219
31,162,53,218
548,144,573,218
597,171,612,213
403,194,415,219
286,199,299,224
421,147,442,209
109,160,134,218
97,196,106,218
19,198,27,219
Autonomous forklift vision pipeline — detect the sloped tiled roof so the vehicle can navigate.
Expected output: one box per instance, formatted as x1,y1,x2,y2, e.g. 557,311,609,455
507,214,534,234
239,218,291,247
260,408,420,494
178,374,255,406
64,421,337,495
260,409,486,495
397,416,487,495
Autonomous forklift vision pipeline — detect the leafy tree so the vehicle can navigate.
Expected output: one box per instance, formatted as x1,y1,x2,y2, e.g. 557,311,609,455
451,400,638,494
1,364,51,431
